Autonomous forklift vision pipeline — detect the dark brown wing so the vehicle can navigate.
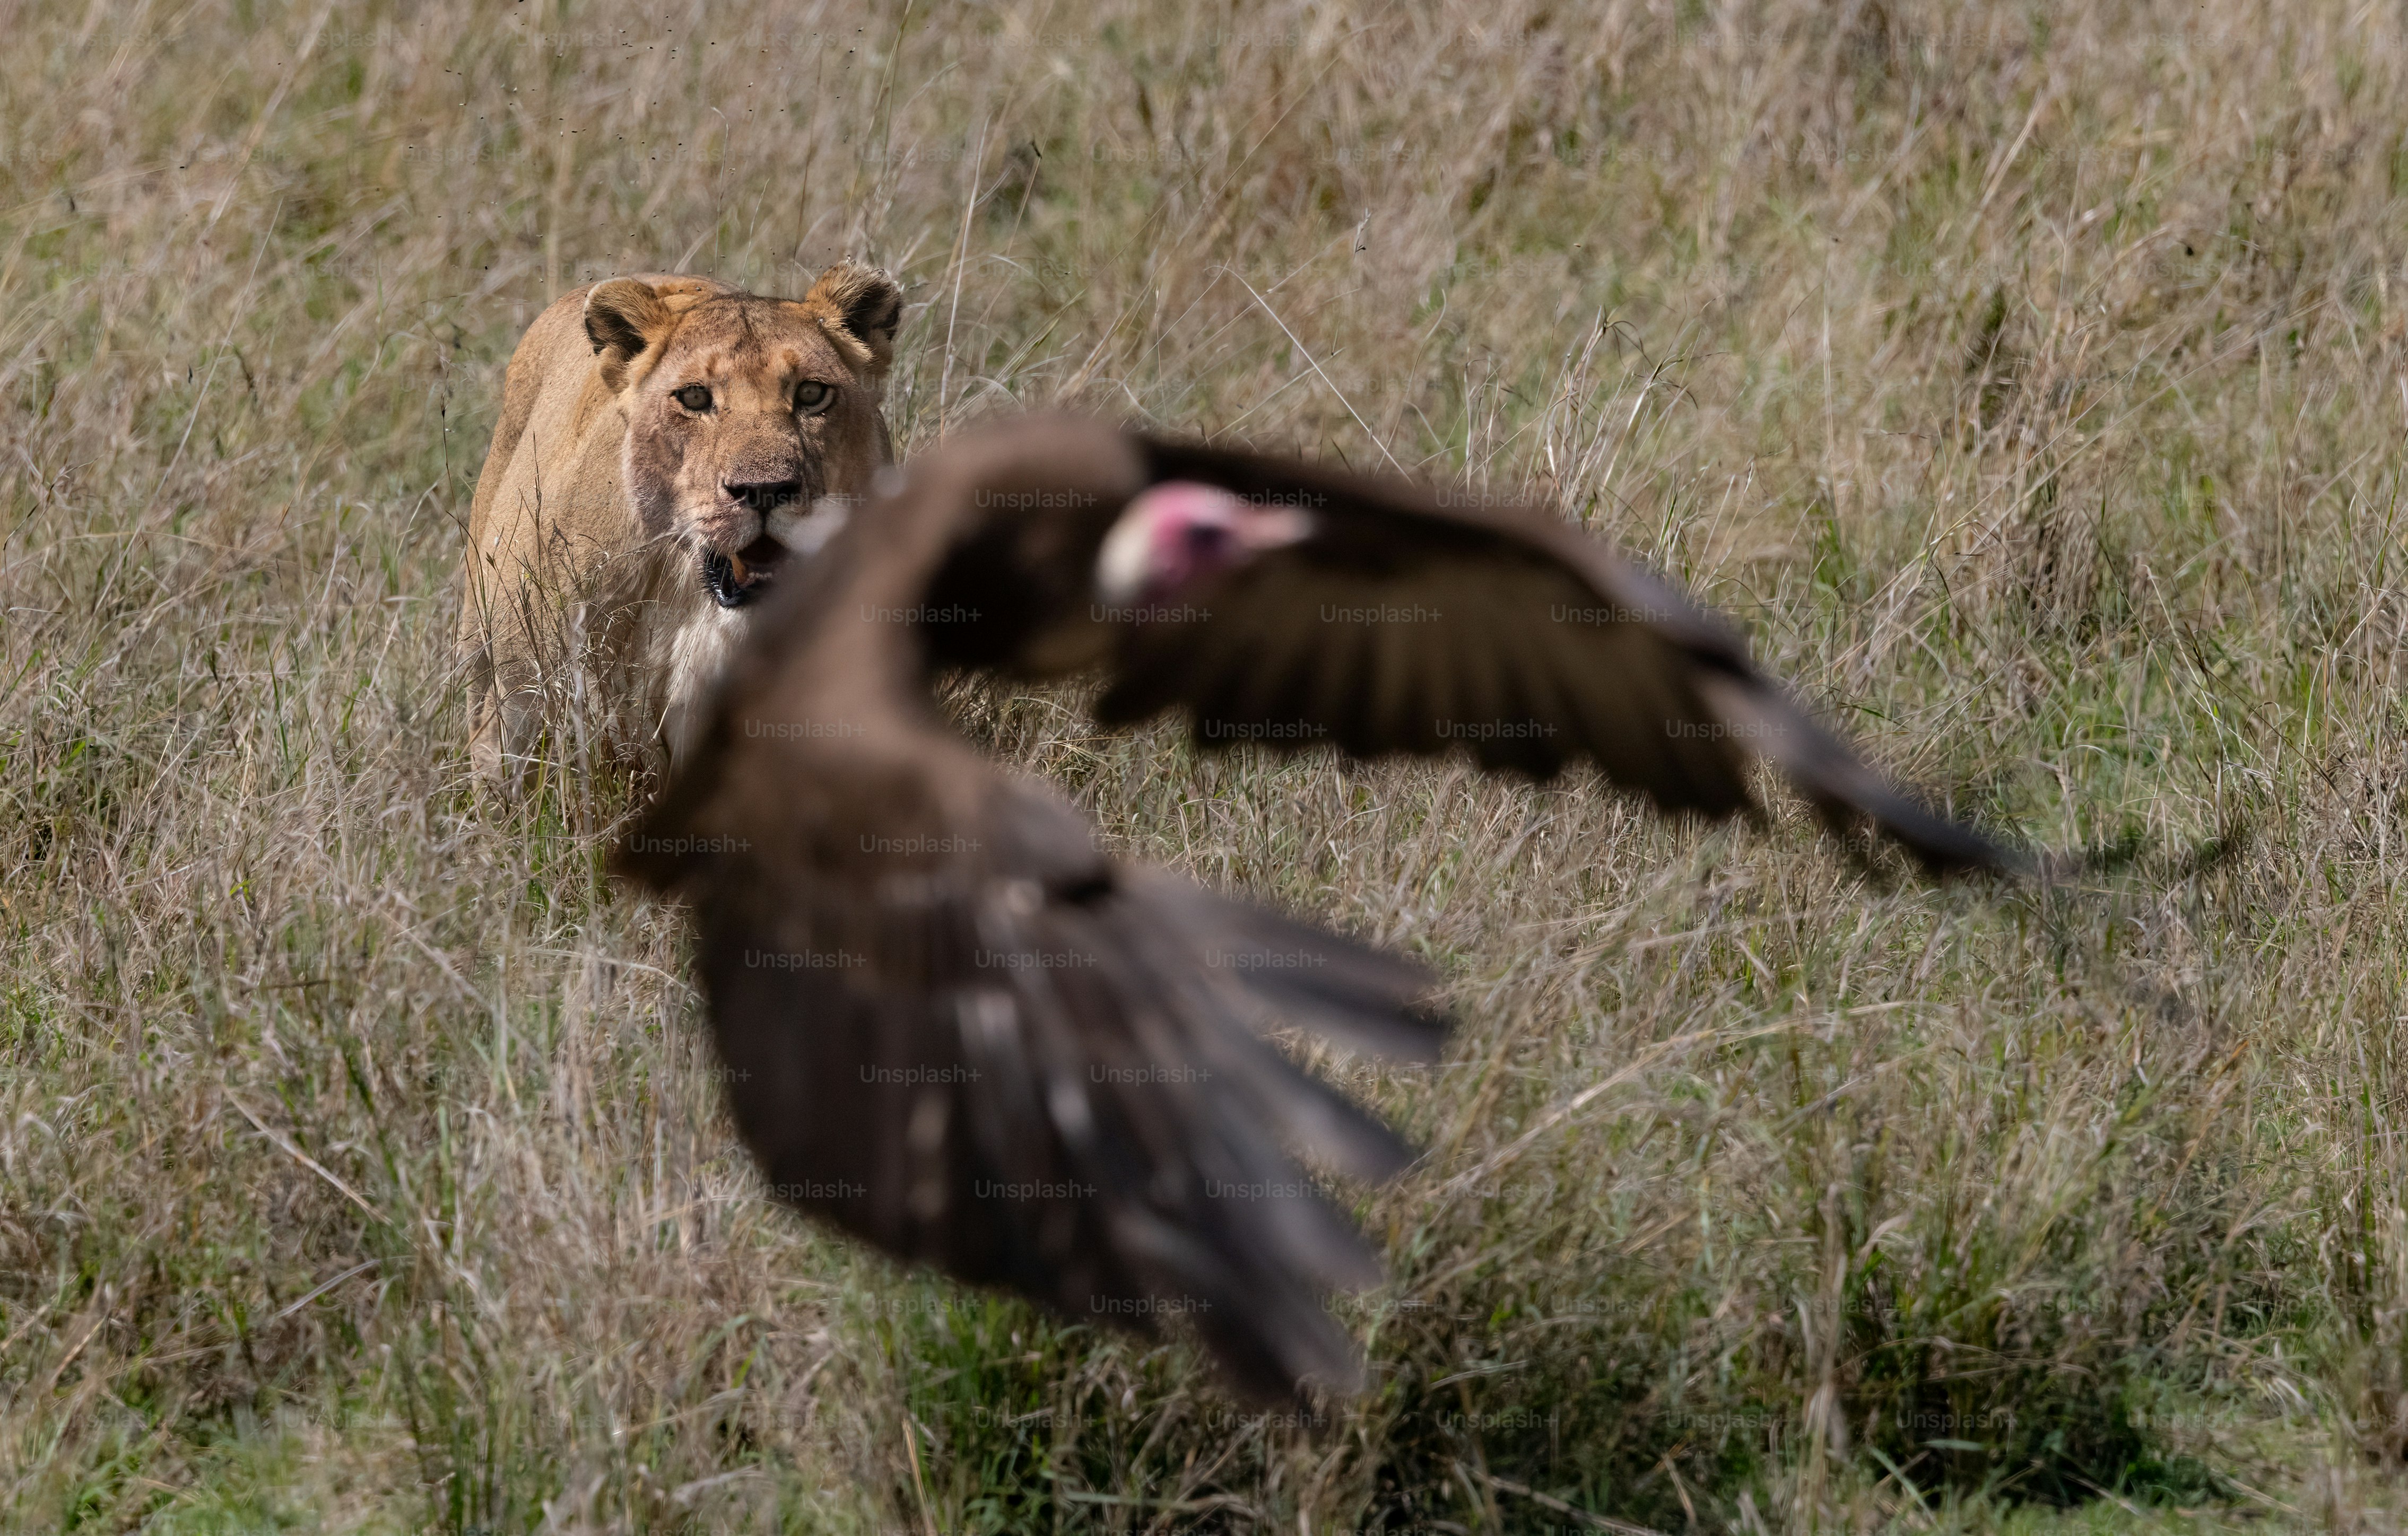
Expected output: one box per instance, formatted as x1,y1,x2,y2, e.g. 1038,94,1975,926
616,572,1444,1399
1063,435,2014,872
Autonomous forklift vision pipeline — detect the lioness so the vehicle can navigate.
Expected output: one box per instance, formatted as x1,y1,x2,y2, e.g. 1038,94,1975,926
459,261,904,780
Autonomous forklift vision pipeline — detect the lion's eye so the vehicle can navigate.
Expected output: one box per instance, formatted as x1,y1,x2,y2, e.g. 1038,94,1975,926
673,383,713,412
795,380,832,413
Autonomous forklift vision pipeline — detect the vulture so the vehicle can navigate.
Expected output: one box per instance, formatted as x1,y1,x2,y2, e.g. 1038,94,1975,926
614,413,2015,1402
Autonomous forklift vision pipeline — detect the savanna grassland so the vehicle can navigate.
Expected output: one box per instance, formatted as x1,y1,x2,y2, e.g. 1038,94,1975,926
10,1,2408,1530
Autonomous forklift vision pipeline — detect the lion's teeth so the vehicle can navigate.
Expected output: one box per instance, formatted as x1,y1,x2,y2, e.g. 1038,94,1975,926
727,552,749,582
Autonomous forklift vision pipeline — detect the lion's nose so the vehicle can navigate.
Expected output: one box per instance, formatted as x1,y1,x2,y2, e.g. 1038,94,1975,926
724,478,805,513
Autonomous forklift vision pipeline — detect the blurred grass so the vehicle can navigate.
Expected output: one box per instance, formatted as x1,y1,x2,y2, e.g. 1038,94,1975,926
10,0,2408,1529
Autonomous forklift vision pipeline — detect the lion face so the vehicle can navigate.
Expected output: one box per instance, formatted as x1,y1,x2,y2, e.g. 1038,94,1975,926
584,263,903,608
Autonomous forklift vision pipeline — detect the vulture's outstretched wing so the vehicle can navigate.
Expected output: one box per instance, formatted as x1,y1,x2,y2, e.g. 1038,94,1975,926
616,412,2016,1403
910,419,2018,872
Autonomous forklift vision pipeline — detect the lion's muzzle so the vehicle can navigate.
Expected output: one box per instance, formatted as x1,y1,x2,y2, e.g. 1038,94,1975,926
700,532,790,608
694,479,812,608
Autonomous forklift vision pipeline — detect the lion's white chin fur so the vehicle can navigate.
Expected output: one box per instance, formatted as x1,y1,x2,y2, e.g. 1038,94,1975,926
657,595,752,769
651,501,855,764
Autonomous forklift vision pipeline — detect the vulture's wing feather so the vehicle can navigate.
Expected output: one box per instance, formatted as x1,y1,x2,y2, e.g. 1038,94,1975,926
621,706,1441,1400
1074,435,2012,871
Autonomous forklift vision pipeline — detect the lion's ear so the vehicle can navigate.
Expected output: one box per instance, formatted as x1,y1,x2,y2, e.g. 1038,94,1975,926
584,278,673,391
799,260,905,379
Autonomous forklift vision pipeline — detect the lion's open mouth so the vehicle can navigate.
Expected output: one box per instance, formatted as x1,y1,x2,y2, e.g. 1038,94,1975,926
700,534,789,609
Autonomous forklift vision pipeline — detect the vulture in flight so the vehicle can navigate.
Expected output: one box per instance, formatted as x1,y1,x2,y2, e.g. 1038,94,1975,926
615,414,2014,1401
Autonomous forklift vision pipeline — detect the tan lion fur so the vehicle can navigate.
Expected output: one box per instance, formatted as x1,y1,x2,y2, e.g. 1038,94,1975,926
458,261,903,781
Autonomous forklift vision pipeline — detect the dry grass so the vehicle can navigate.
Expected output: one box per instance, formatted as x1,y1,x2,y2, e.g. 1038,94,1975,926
8,0,2408,1529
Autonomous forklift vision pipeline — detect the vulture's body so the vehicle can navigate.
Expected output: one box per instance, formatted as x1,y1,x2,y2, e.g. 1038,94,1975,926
616,415,2015,1400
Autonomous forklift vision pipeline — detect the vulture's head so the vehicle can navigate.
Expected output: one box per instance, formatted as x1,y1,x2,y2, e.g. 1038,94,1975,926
1093,484,1318,610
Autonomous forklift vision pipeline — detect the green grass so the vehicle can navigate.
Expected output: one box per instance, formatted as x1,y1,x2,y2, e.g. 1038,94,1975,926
12,0,2408,1529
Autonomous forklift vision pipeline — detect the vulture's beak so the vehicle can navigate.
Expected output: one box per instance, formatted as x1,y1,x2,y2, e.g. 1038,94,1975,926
1094,483,1316,608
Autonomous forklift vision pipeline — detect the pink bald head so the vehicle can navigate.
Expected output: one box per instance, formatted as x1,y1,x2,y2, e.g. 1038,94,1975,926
1094,483,1317,608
